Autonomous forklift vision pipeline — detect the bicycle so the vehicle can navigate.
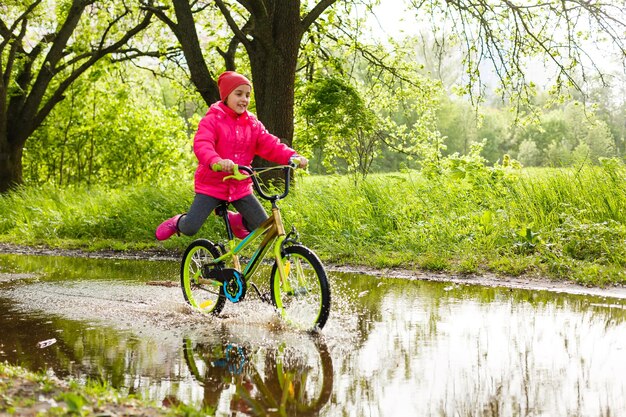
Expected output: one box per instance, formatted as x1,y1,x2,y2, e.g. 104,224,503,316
180,162,331,331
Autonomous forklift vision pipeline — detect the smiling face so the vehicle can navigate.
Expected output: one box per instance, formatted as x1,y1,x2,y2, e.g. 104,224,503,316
225,84,251,114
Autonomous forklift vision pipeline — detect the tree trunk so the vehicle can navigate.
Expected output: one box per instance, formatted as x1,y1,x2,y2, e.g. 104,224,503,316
171,0,220,105
254,2,302,144
248,47,298,173
0,137,24,193
245,2,303,170
249,50,298,148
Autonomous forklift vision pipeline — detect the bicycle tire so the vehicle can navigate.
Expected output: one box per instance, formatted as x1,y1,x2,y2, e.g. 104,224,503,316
270,245,330,331
180,239,226,315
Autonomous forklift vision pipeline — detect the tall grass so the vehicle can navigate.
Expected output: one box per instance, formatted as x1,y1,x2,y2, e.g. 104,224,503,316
1,160,625,285
0,181,213,251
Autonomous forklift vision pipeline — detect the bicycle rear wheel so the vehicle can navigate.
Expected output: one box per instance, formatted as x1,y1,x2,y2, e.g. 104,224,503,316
181,239,226,315
270,245,330,331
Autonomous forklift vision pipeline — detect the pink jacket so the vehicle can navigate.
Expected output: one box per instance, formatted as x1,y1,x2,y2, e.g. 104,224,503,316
193,101,296,201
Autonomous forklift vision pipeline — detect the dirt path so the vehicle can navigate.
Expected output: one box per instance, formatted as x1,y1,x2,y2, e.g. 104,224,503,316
2,243,626,300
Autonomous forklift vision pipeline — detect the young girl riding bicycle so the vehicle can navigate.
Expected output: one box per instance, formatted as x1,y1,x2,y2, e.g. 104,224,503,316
156,71,307,241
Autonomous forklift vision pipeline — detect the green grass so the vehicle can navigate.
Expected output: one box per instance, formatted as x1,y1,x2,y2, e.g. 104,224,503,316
1,160,625,286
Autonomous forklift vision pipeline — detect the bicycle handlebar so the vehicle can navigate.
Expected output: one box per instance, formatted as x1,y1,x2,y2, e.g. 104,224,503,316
211,160,299,202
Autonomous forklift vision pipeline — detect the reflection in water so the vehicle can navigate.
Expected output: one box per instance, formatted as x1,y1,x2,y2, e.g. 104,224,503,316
181,332,333,416
2,253,626,416
337,280,626,417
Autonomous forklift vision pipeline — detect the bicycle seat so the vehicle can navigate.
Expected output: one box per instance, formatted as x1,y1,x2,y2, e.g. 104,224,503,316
214,202,229,217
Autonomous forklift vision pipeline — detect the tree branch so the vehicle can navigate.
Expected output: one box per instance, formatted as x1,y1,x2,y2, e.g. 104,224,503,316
434,0,626,104
215,0,252,49
302,0,337,32
140,1,177,31
24,8,155,143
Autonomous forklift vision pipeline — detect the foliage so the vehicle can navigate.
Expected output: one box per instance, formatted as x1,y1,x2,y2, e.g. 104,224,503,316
517,139,542,167
295,11,623,174
512,103,617,166
0,0,155,192
5,0,626,194
296,34,445,178
298,76,380,178
23,63,194,187
432,96,622,169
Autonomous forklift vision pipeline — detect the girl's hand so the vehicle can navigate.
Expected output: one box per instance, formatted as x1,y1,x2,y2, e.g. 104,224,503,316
290,155,308,169
216,159,235,173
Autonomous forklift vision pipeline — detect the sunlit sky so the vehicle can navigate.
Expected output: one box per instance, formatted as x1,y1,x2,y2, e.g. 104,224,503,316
366,0,414,40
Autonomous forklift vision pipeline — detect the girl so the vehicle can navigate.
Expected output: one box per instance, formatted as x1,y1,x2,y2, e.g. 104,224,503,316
156,71,307,241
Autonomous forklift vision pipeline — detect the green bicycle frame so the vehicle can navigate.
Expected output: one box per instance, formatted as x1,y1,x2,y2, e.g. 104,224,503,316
210,206,292,296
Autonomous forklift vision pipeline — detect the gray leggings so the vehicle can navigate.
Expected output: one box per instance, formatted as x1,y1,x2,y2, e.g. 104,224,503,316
177,193,268,236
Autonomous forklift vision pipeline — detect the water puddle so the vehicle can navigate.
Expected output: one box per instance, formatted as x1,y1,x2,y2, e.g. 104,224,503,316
1,253,626,416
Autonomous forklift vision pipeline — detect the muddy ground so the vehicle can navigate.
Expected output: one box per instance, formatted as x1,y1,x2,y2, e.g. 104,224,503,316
2,242,626,299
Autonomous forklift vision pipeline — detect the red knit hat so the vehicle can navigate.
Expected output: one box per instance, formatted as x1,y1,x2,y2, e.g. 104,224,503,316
217,71,251,101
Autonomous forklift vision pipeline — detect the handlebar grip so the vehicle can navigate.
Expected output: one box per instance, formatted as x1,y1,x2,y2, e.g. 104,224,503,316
288,156,300,168
213,163,248,181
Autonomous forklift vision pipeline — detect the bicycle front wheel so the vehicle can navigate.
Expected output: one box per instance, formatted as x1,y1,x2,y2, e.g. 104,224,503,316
270,245,330,331
180,239,226,315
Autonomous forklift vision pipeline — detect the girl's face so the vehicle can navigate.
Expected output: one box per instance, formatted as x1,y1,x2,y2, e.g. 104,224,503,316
225,84,251,114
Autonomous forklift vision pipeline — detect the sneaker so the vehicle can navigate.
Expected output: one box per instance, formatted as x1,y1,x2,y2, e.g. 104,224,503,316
228,211,250,239
155,214,182,241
